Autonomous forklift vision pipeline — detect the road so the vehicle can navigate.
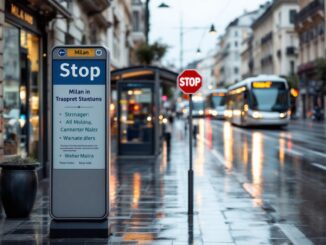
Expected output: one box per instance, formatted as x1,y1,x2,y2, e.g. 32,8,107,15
196,118,326,244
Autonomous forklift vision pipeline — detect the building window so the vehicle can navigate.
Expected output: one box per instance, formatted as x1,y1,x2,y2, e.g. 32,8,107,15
3,23,40,159
113,16,121,60
235,41,238,47
65,33,75,44
234,67,239,74
318,22,324,35
278,12,282,25
289,10,297,24
235,30,238,37
133,11,140,32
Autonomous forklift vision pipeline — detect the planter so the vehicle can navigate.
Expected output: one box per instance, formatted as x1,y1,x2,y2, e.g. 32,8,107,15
0,158,39,218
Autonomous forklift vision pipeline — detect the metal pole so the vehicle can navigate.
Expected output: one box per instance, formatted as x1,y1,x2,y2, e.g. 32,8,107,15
188,94,194,215
179,11,184,71
145,0,150,44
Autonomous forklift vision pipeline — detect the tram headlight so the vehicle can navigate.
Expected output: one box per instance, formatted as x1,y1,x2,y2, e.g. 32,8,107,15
212,110,218,116
199,110,204,115
279,112,287,118
224,110,231,118
252,111,262,119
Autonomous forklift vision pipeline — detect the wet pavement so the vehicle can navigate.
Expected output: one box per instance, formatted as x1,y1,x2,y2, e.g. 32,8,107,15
0,119,325,244
200,118,326,245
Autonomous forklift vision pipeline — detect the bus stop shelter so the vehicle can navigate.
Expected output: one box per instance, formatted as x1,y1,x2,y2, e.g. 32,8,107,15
111,66,177,158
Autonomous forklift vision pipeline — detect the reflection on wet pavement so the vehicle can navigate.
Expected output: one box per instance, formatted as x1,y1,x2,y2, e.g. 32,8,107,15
0,119,324,244
207,119,326,245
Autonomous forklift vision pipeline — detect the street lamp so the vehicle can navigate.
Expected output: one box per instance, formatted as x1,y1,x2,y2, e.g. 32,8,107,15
209,24,217,35
180,24,217,70
145,1,170,43
157,2,170,8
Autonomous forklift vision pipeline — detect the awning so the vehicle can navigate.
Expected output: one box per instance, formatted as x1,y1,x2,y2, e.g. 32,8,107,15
47,0,72,19
26,0,72,20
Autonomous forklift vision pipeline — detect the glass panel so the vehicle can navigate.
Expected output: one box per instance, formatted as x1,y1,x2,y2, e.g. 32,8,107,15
193,101,204,111
120,86,153,144
212,96,226,107
3,23,20,156
251,82,289,112
21,30,40,159
3,24,40,159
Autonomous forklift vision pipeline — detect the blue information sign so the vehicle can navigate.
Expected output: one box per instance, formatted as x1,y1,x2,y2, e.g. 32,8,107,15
51,46,109,220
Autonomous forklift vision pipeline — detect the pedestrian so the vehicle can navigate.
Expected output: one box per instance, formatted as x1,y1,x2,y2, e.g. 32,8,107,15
193,120,198,145
164,116,173,157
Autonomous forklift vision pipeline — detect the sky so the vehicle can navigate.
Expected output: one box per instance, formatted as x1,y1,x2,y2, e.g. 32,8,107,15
149,0,269,69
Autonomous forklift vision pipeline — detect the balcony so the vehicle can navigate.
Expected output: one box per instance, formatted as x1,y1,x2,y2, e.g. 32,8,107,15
261,32,273,46
260,54,273,66
295,0,324,27
222,50,229,58
79,0,111,15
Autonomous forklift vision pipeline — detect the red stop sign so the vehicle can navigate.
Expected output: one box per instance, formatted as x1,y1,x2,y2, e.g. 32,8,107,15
177,69,203,94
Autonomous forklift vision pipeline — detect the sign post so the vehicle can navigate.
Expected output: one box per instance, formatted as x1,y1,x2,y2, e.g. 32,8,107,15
50,46,110,238
177,69,202,215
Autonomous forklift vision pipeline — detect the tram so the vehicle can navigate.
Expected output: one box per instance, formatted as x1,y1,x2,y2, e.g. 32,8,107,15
226,75,290,126
204,89,227,119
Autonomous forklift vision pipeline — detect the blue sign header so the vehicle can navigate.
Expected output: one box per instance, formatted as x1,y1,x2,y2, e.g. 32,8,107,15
53,60,106,85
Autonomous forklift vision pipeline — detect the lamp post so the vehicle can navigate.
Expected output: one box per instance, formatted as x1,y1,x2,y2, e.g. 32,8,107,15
144,1,217,69
180,23,217,70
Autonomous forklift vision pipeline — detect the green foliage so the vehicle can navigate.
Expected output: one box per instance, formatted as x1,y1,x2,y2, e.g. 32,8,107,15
286,74,299,89
315,58,326,83
135,41,168,65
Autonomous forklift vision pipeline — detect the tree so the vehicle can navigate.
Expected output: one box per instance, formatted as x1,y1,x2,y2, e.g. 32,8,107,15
135,41,168,65
286,74,299,89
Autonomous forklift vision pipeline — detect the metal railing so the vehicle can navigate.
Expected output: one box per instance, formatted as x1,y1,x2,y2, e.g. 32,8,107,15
295,0,324,24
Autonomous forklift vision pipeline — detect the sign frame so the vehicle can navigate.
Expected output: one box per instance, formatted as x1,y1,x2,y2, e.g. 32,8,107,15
50,45,110,221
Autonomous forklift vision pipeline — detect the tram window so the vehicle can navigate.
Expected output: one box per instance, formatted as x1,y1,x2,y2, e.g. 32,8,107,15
212,96,225,107
251,82,289,112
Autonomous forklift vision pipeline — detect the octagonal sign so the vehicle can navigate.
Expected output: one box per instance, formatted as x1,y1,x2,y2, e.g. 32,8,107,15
177,69,203,94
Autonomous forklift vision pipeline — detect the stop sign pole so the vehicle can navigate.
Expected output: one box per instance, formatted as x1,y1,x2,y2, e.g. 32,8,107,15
188,93,194,215
177,69,202,215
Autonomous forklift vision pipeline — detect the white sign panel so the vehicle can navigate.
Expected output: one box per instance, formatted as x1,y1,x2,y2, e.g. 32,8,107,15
53,85,105,169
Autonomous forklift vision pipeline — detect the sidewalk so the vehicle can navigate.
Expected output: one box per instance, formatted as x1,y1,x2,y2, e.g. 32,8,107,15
0,120,292,244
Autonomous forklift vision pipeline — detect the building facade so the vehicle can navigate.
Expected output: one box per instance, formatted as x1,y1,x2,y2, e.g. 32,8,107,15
213,47,225,88
0,0,140,177
0,0,73,177
107,0,133,69
295,0,325,118
251,0,299,77
196,52,217,93
213,5,270,86
129,0,146,65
